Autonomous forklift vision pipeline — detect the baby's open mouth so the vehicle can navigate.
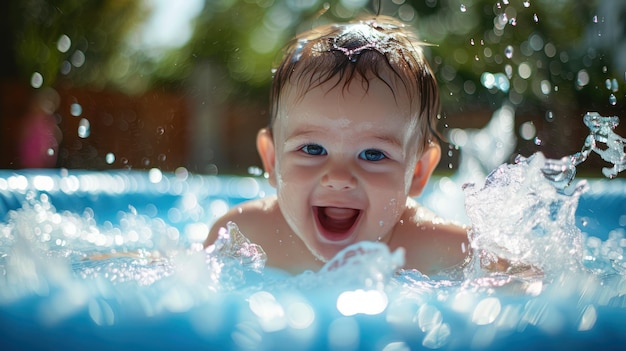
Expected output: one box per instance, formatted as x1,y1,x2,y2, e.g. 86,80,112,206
314,206,361,241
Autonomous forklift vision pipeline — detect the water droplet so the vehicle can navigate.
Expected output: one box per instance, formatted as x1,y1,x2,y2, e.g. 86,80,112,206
57,34,71,53
77,118,90,138
602,66,608,73
448,150,454,157
509,18,517,26
31,72,43,88
504,45,514,59
47,148,55,156
523,0,530,8
519,121,536,141
605,79,612,90
533,13,539,23
460,4,467,12
576,70,590,87
60,61,72,75
534,137,542,145
158,154,167,162
592,15,598,23
545,110,554,122
156,126,165,136
470,38,475,46
71,50,86,67
106,153,115,164
541,80,551,94
502,0,509,4
247,166,263,176
70,103,83,117
609,94,617,105
611,78,619,92
505,64,513,78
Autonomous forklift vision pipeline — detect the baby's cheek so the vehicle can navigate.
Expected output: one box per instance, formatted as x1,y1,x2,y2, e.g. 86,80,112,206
388,196,404,216
277,192,306,234
277,162,316,186
376,195,405,226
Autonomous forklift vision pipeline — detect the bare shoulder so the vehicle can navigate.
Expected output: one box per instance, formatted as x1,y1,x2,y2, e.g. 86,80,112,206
203,195,281,247
203,196,320,273
389,199,470,275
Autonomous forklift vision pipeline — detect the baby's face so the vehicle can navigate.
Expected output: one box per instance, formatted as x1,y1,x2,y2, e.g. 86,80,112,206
270,76,423,261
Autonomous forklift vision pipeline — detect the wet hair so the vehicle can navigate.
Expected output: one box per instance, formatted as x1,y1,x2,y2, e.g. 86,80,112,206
269,15,441,151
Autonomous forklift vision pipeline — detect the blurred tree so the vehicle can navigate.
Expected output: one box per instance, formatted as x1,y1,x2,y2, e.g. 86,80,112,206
151,1,426,97
176,1,624,164
150,0,623,120
3,0,148,91
405,0,612,110
4,0,622,121
1,0,623,174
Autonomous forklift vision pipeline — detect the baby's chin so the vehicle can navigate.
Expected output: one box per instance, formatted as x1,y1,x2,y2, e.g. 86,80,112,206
306,242,340,263
303,237,357,264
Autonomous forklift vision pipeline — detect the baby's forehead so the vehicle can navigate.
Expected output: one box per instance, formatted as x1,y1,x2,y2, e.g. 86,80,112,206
278,69,416,113
273,76,419,136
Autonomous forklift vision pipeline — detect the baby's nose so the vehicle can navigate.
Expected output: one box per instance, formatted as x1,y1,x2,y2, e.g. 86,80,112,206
321,164,356,190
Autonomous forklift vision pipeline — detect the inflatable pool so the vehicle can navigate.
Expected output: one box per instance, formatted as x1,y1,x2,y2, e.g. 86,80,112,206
1,163,626,351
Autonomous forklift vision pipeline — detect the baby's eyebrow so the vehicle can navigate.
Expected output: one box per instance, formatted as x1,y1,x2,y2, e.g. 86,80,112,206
372,134,403,148
285,126,326,140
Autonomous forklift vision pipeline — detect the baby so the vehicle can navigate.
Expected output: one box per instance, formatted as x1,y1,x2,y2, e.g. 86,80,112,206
204,15,469,275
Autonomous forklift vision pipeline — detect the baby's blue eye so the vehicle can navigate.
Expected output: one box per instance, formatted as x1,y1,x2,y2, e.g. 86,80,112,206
301,144,327,156
359,149,386,161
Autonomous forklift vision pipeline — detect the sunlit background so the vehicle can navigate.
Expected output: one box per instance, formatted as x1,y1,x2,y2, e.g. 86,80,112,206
0,0,624,176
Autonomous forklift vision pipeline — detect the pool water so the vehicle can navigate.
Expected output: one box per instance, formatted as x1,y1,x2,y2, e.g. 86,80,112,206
1,165,626,350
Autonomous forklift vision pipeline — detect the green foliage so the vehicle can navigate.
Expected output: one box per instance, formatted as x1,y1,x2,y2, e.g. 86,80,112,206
8,0,148,90
404,0,608,111
150,0,619,115
150,0,383,99
6,0,622,113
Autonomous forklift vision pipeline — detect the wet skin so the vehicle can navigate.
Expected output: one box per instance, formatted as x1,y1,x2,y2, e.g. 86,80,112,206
205,76,469,275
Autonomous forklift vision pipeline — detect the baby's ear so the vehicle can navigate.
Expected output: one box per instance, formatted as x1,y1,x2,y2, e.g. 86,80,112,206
256,128,277,187
408,142,441,197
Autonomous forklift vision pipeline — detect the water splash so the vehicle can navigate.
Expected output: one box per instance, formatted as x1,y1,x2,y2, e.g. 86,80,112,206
0,196,268,310
424,104,516,223
329,21,400,63
529,112,626,189
1,113,626,349
0,165,626,349
463,153,586,279
207,221,267,273
462,112,625,280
